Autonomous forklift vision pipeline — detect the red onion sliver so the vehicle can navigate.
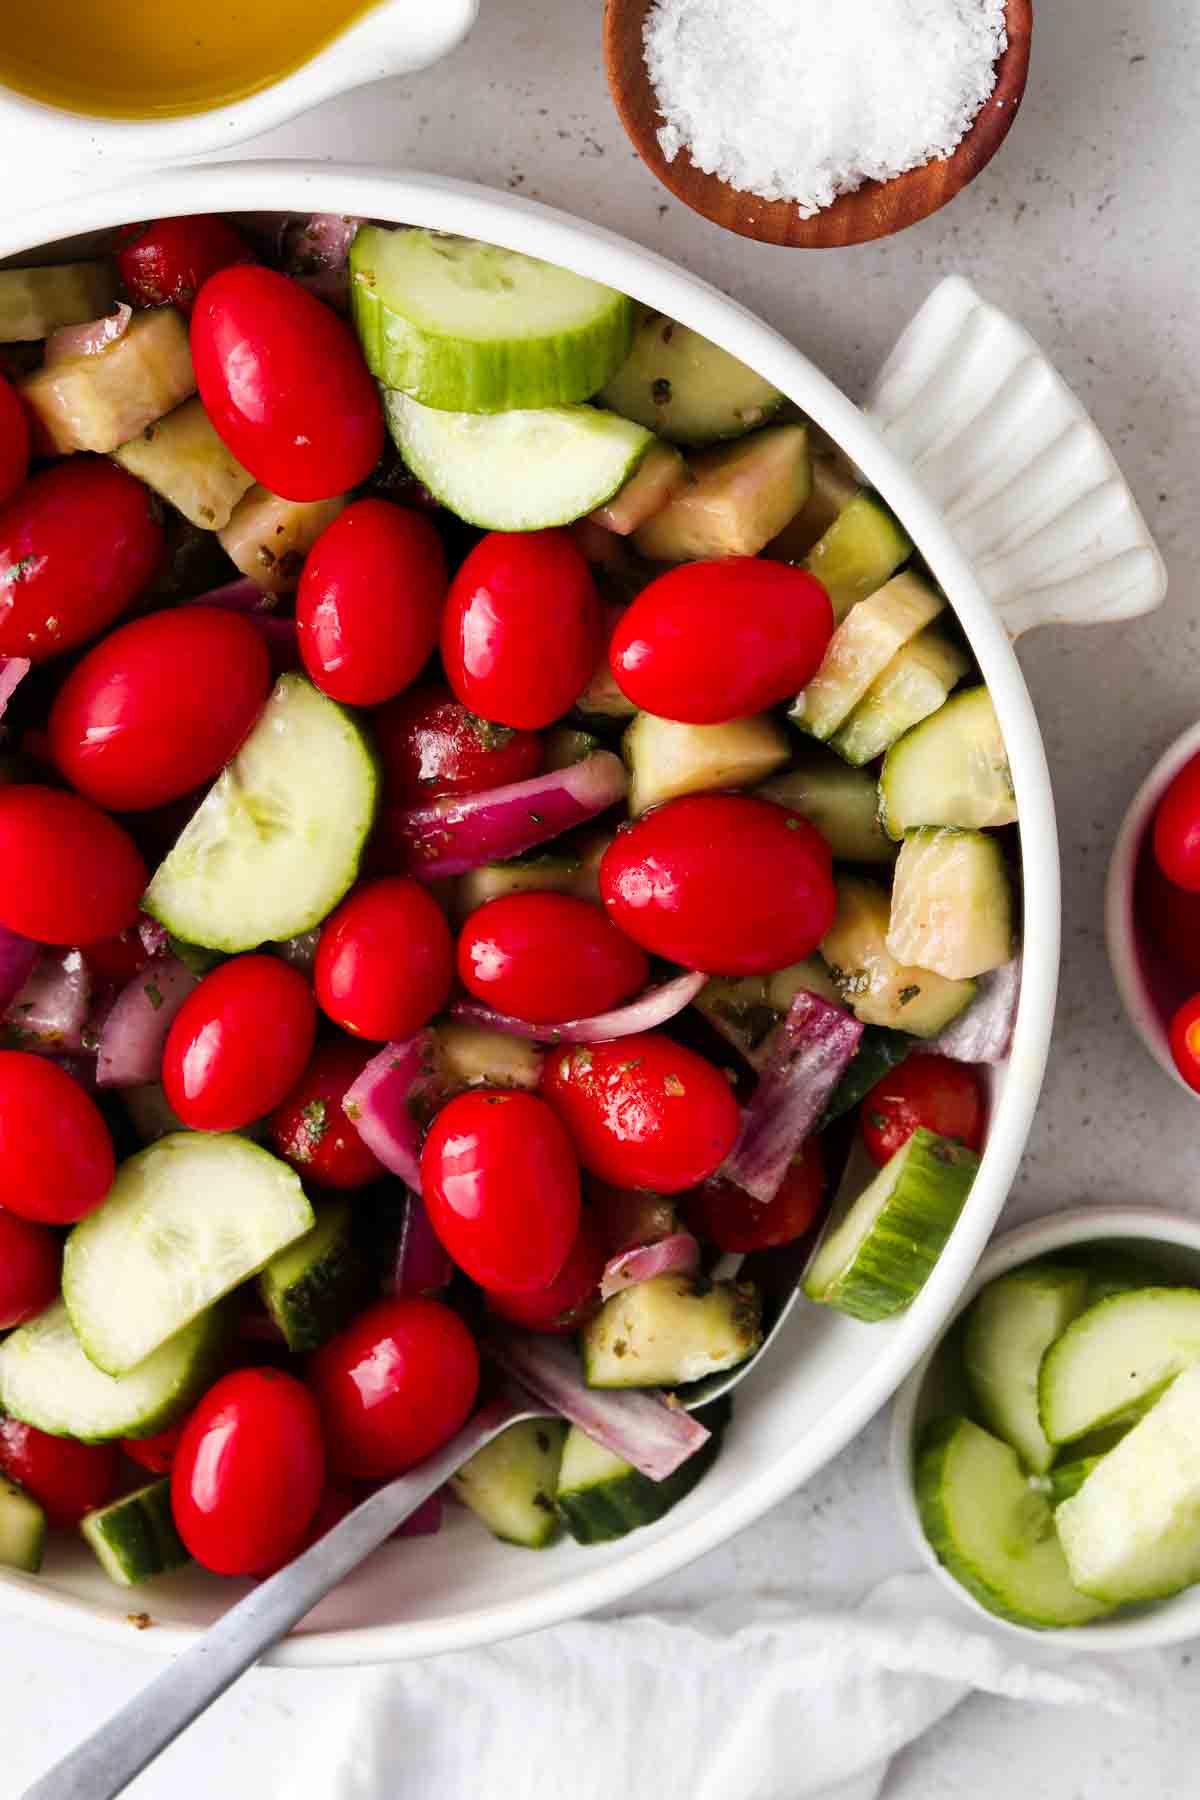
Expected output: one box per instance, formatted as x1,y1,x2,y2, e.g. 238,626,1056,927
184,589,300,670
137,916,170,959
0,926,38,1017
342,1031,434,1192
722,991,864,1206
488,1334,711,1481
95,956,199,1088
449,970,706,1045
924,955,1021,1065
190,577,279,614
4,949,92,1052
0,656,31,723
387,1191,454,1298
394,1492,443,1539
283,213,362,273
600,1232,700,1302
296,268,351,314
44,302,131,367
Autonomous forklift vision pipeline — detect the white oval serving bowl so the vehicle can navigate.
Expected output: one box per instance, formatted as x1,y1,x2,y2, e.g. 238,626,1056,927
890,1204,1200,1651
0,163,1165,1666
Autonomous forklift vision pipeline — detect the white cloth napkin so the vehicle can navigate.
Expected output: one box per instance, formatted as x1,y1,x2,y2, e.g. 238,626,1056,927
290,1572,1166,1800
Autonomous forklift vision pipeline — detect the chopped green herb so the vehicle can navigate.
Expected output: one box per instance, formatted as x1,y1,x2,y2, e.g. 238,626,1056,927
301,1098,329,1145
897,984,922,1007
143,980,163,1012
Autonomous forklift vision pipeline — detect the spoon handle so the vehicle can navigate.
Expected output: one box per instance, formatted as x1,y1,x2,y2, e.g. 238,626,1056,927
23,1394,535,1800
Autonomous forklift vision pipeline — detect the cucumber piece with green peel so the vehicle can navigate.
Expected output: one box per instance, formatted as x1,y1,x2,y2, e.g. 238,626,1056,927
816,1025,911,1128
81,1480,189,1587
351,228,635,412
556,1406,726,1544
582,1276,762,1389
830,628,970,767
114,395,255,531
757,754,895,866
217,486,347,595
790,572,945,743
1048,1456,1104,1508
598,311,783,446
144,673,378,953
765,453,861,563
589,441,690,535
802,1128,979,1321
1038,1287,1200,1447
962,1265,1091,1473
694,960,842,1068
887,828,1015,982
63,1134,312,1377
915,1415,1111,1628
20,308,196,455
633,424,809,563
451,1419,566,1548
879,686,1016,839
0,1477,46,1574
258,1200,368,1353
453,852,588,922
803,490,913,623
0,259,118,343
820,876,975,1038
0,1299,228,1442
623,710,790,815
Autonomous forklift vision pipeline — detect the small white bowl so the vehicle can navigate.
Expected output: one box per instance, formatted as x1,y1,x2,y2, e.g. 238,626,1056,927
1105,720,1200,1098
890,1204,1200,1650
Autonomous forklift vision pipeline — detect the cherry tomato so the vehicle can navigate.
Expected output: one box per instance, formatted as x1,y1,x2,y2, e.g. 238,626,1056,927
441,530,602,730
314,878,453,1042
421,1090,581,1292
1154,755,1200,894
297,501,446,706
600,793,836,976
373,682,544,807
0,786,147,944
307,1297,479,1480
49,607,271,812
121,1416,190,1476
485,1208,607,1333
0,1051,114,1223
269,1037,385,1189
172,1368,325,1576
683,1138,825,1252
609,559,834,724
254,1483,356,1577
0,459,163,661
1169,994,1200,1093
539,1032,739,1193
0,1204,61,1328
457,892,649,1025
860,1053,985,1168
80,927,153,990
0,1418,118,1530
191,266,383,502
163,955,318,1132
1140,856,1200,987
117,214,255,313
0,370,30,507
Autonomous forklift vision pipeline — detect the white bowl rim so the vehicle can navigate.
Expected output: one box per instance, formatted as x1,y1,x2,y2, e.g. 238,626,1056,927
0,163,1061,1665
889,1203,1200,1651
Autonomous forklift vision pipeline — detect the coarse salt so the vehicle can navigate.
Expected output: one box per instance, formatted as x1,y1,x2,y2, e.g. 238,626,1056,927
644,0,1009,214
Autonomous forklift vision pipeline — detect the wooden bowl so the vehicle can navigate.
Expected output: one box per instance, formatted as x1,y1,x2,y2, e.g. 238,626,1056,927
603,0,1033,248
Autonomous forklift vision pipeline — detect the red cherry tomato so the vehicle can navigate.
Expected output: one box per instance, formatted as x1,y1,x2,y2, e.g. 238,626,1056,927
1140,856,1200,987
0,459,163,661
0,1051,114,1223
297,501,446,706
683,1138,826,1253
0,370,30,506
0,1418,118,1530
421,1090,581,1292
1154,755,1200,894
121,1416,191,1476
610,559,834,724
49,607,272,812
441,530,602,730
539,1032,739,1193
457,892,649,1025
80,927,154,990
254,1483,356,1577
1169,994,1200,1093
117,214,255,313
373,682,544,807
314,878,453,1042
163,955,318,1132
0,786,147,944
600,793,836,976
307,1297,479,1480
0,1204,61,1328
269,1037,386,1189
859,1054,985,1168
191,266,383,502
171,1368,325,1576
485,1208,607,1333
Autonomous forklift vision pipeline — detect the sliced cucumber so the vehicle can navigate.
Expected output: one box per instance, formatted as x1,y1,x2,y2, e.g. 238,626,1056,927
575,650,640,724
453,852,587,922
694,960,841,1067
259,1200,368,1353
963,1265,1091,1474
556,1407,725,1545
20,308,195,455
0,259,118,343
757,753,895,865
582,1276,762,1389
820,876,975,1037
1048,1456,1104,1508
217,486,347,594
385,390,652,532
803,490,913,623
791,572,945,742
623,710,790,815
1039,1287,1200,1447
802,1128,978,1321
114,395,255,531
915,1415,1110,1628
589,441,690,535
0,1477,45,1573
0,1298,228,1441
81,1480,189,1588
829,628,970,767
879,686,1016,839
63,1134,312,1377
816,1025,911,1128
765,453,861,563
450,1418,566,1548
633,424,810,562
887,828,1014,981
432,1018,544,1093
351,228,634,412
144,674,378,952
598,310,783,446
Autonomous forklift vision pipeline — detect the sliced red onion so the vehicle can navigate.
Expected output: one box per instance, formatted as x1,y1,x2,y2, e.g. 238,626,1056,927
924,954,1021,1065
184,588,300,671
393,1492,443,1539
600,1232,700,1301
296,268,351,314
449,970,705,1045
250,613,301,675
342,1031,436,1191
137,916,169,959
95,956,199,1088
44,302,131,367
190,577,279,614
489,1334,711,1481
0,926,38,1016
4,949,92,1052
0,656,31,723
47,1053,100,1092
283,213,362,274
392,752,628,882
722,991,864,1206
386,1192,454,1298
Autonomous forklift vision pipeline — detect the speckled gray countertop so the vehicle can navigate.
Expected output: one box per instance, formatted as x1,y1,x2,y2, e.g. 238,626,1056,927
4,2,1200,1793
